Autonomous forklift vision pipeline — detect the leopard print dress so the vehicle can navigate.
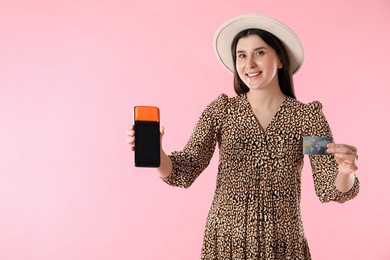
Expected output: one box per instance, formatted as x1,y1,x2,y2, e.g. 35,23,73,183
162,93,359,259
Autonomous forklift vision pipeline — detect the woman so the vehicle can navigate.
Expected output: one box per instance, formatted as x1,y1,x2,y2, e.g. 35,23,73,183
128,13,359,259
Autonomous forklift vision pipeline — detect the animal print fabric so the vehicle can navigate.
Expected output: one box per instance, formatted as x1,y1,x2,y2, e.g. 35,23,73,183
162,94,359,259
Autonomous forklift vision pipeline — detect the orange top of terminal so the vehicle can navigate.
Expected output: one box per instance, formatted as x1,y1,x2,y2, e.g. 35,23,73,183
134,106,160,122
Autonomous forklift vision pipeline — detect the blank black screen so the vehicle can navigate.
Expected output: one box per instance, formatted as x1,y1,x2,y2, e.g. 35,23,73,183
134,121,160,167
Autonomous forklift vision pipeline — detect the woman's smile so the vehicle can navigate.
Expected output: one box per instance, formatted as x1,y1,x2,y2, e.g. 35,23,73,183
246,71,262,80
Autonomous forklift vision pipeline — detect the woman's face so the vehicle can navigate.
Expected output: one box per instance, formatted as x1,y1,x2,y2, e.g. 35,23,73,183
235,34,283,91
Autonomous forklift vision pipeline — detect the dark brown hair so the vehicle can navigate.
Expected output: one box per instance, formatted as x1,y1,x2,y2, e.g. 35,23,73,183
231,29,296,98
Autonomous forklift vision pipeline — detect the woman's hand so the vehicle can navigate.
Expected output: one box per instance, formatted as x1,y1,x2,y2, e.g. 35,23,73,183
127,125,136,151
327,143,358,175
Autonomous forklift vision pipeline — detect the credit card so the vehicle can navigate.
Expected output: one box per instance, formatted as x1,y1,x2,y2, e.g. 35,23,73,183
303,136,333,155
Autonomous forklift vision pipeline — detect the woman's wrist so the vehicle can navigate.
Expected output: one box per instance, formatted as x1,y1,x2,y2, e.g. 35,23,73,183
157,149,172,178
335,171,356,193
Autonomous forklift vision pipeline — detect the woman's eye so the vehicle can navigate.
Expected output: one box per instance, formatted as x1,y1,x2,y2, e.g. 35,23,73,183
237,54,246,59
256,51,265,56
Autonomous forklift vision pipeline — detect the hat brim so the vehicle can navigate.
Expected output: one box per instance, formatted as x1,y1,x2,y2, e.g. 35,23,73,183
214,13,305,74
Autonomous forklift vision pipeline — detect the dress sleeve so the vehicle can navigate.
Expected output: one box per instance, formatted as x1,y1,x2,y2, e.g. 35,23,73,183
303,101,360,203
161,94,228,188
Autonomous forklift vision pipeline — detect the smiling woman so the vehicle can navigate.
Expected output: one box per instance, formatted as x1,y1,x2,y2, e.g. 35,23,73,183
127,13,360,259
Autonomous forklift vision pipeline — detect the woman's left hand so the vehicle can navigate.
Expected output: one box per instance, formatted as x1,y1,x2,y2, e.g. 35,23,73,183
327,143,358,175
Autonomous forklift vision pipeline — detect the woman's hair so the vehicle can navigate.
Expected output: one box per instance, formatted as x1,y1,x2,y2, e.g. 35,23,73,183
231,29,296,98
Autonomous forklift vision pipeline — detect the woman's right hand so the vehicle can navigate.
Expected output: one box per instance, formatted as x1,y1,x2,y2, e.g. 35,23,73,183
126,125,136,151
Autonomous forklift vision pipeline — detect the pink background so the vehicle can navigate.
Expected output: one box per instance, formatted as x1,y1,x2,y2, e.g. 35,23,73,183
1,0,389,259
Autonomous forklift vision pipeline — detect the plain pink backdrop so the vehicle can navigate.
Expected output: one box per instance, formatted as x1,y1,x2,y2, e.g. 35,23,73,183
1,0,389,259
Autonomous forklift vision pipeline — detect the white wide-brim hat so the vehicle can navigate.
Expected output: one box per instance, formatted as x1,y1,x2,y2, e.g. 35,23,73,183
214,13,305,74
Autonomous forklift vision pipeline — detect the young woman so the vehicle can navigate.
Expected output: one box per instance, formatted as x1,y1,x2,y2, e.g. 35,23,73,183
128,13,359,259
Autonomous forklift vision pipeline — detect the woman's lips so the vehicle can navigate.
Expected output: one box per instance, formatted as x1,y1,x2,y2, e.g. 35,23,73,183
246,71,262,78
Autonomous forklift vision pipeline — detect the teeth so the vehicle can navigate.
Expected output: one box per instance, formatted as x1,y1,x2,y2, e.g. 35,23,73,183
247,72,261,77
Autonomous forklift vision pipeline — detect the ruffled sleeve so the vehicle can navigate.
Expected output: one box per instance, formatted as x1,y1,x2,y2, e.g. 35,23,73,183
161,94,228,188
303,101,359,203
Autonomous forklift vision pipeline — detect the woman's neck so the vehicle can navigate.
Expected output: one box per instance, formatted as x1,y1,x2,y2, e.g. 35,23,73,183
246,87,286,111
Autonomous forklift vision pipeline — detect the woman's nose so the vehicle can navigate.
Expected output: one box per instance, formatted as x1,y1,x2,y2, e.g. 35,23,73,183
246,56,256,68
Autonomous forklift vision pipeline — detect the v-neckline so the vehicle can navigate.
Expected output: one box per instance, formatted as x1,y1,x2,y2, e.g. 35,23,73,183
243,94,289,133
